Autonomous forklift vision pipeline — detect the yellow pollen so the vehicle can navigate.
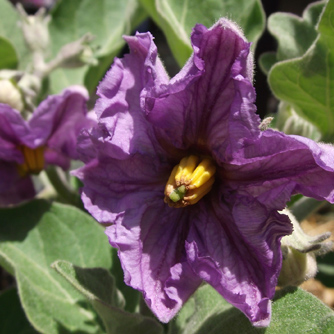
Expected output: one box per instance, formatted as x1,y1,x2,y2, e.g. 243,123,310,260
17,145,45,176
164,155,216,208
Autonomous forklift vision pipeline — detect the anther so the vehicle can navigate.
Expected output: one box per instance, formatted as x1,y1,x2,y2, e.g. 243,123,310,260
164,155,216,208
17,145,45,176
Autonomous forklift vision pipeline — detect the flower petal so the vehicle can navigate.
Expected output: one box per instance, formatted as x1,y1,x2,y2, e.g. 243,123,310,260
141,19,258,153
0,162,35,206
74,133,202,321
95,32,169,159
73,147,171,224
0,104,28,163
105,201,201,323
26,86,91,168
186,195,291,326
224,130,334,209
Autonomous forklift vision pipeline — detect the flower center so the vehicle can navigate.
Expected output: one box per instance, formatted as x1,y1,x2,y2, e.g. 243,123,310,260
17,145,45,176
164,155,216,208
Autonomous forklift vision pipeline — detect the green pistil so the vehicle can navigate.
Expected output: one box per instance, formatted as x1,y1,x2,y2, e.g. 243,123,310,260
169,185,186,203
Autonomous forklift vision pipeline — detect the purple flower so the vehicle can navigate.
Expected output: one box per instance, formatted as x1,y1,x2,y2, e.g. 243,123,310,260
73,19,334,326
0,86,93,206
13,0,56,9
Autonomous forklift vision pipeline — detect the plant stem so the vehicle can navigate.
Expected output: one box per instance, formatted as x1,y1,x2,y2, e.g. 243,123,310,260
45,166,83,208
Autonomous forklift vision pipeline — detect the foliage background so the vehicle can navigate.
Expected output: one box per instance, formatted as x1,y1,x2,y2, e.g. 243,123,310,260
1,0,334,333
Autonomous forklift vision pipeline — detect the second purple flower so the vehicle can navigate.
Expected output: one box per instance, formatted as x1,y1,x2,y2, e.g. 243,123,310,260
0,86,94,206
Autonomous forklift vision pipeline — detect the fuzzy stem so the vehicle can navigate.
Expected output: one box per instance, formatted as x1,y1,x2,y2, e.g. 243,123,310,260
45,166,83,208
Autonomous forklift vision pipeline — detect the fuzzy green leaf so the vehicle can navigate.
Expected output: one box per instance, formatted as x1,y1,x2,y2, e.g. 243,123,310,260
48,0,146,94
259,1,325,74
269,0,334,140
49,0,142,58
169,285,334,334
0,36,18,69
274,102,321,141
0,199,112,334
0,0,30,69
53,260,164,334
0,288,38,334
139,0,265,66
258,52,277,75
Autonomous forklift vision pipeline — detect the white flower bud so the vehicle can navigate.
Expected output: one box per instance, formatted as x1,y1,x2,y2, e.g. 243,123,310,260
0,79,24,112
18,73,41,98
17,4,50,52
278,209,332,287
278,246,317,287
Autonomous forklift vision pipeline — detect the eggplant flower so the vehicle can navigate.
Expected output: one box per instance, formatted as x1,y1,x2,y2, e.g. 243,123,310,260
73,19,334,326
0,86,93,206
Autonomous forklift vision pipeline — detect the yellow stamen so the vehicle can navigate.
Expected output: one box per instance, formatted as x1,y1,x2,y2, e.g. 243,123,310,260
185,177,215,205
17,145,45,176
175,155,199,186
164,155,216,208
189,158,216,189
